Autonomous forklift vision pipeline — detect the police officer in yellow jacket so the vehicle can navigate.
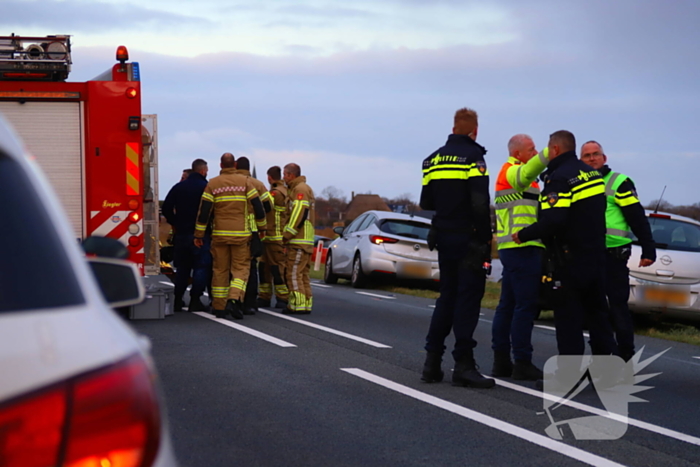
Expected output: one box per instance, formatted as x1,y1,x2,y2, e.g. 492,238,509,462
282,163,315,314
492,135,550,381
194,153,267,319
581,140,656,361
258,166,290,309
235,157,272,315
515,131,616,357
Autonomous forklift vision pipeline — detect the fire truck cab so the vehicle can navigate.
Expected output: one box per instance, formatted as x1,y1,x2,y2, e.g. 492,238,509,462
0,34,160,276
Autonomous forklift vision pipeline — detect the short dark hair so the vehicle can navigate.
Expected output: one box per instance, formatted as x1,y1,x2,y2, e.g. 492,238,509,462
191,158,207,172
236,156,250,171
221,152,235,168
267,166,281,180
284,163,301,177
550,130,576,153
182,168,192,175
453,107,478,135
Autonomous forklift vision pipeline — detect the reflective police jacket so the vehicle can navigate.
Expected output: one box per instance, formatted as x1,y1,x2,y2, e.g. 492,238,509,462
495,148,550,250
284,176,315,252
517,151,606,256
419,134,491,244
600,165,656,260
195,168,267,244
265,180,289,244
236,169,272,232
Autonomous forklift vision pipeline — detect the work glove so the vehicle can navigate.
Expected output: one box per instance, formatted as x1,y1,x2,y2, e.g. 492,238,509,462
427,226,438,251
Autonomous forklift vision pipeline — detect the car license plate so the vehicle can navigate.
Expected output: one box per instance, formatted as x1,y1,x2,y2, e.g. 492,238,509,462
401,263,430,278
642,287,691,306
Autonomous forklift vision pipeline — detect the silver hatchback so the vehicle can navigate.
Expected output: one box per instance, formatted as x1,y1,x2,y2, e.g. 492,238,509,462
324,210,439,287
628,211,700,321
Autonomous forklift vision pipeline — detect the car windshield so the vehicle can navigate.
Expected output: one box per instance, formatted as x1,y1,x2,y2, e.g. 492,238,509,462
632,216,700,252
0,153,85,312
378,219,430,240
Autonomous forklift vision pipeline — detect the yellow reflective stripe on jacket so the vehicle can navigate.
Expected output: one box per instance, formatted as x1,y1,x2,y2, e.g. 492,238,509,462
201,192,214,202
615,190,640,207
195,223,207,232
215,195,247,203
212,230,252,237
421,162,488,185
246,189,257,199
571,179,605,202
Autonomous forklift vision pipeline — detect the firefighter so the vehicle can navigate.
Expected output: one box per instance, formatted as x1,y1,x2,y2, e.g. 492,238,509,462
492,135,550,381
282,163,315,314
235,156,272,315
162,159,211,312
515,131,617,358
257,166,290,309
419,107,495,389
580,140,656,361
194,153,267,319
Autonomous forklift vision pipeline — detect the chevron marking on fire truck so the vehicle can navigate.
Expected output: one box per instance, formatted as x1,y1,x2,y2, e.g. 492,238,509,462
126,142,140,196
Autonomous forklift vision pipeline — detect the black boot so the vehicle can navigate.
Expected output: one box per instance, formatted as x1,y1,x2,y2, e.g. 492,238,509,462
275,299,288,309
189,296,206,312
491,351,513,377
243,304,257,315
174,295,184,313
421,353,444,383
213,308,226,319
257,298,271,308
453,355,496,389
512,360,543,381
225,300,244,320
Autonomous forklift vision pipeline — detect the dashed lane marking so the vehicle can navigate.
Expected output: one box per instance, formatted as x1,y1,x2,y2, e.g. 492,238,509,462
159,281,174,287
342,368,625,467
535,324,589,337
355,292,396,300
192,312,296,348
494,378,700,447
311,283,332,288
693,357,700,360
259,309,392,348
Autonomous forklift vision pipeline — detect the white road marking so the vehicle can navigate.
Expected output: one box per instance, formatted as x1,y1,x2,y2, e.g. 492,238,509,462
534,324,588,337
429,305,435,308
494,378,700,447
342,368,624,467
356,292,396,300
259,309,392,348
192,312,296,348
159,281,174,287
311,283,332,288
693,357,700,360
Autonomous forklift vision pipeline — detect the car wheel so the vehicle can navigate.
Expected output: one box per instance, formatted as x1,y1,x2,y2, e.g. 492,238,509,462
351,254,367,289
324,252,339,284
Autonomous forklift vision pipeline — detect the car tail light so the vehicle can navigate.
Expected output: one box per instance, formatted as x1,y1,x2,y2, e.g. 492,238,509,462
370,235,399,245
0,354,160,467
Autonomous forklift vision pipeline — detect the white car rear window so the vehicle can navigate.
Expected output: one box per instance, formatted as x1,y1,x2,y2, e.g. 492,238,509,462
636,217,700,253
379,220,430,241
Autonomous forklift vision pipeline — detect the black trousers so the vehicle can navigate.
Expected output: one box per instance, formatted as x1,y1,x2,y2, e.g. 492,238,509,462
605,249,635,360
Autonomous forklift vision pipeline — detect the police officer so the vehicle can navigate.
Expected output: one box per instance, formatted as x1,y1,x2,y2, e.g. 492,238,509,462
514,131,617,357
162,158,211,312
257,166,290,309
235,157,272,315
194,153,267,319
419,107,494,389
282,163,315,314
581,140,656,361
492,135,550,380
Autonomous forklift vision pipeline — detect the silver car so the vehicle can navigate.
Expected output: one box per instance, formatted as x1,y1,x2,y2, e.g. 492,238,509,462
324,210,439,287
628,210,700,321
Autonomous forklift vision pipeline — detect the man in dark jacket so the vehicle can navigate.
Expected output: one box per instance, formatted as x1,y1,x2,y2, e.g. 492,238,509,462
162,158,212,312
419,107,495,389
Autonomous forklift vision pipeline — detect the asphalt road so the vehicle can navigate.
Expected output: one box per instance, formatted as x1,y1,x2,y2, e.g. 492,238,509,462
131,280,700,467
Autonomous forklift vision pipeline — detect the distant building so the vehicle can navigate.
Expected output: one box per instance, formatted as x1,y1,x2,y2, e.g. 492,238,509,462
344,194,390,224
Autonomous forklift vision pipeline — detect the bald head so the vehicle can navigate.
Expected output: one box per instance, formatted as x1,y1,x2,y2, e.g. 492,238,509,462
221,152,235,168
507,134,537,162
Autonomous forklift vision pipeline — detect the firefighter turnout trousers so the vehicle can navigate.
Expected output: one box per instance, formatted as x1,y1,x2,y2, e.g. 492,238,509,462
285,247,312,313
210,239,252,311
259,242,289,302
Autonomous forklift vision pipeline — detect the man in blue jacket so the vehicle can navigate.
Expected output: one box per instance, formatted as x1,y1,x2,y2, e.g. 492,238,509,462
162,159,212,312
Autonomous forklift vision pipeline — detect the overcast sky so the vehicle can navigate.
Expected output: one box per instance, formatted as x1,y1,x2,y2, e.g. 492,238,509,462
3,0,699,205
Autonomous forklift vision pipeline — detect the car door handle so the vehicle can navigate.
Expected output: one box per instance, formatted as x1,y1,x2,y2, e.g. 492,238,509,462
655,269,675,277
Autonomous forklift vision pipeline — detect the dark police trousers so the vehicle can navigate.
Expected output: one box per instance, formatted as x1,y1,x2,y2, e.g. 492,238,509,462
425,231,486,360
605,247,635,360
554,254,617,355
174,233,212,302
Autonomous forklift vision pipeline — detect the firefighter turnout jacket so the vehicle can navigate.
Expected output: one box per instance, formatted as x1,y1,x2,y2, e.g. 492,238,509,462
601,165,656,260
419,134,491,244
265,180,289,243
517,151,606,254
284,176,315,252
495,148,550,250
195,168,267,243
236,169,272,232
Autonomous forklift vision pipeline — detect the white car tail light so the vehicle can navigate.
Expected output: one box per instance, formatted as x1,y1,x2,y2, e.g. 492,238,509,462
0,354,160,467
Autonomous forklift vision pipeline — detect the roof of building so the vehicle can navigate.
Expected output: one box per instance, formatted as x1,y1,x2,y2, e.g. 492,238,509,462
344,194,390,223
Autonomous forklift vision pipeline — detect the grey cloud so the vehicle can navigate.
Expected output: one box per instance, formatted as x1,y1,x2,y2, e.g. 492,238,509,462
0,0,212,31
276,5,376,19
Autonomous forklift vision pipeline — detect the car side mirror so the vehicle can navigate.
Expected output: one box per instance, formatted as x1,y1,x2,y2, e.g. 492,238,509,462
87,257,145,308
82,236,130,259
333,226,345,235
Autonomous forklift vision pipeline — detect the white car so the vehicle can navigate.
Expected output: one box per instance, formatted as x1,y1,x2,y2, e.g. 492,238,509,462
0,117,177,466
324,210,439,287
628,210,700,321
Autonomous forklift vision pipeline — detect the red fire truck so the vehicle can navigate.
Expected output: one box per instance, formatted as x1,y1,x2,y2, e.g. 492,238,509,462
0,34,160,275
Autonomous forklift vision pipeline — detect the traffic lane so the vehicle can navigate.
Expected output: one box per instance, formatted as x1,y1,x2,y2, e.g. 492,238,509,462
132,313,602,467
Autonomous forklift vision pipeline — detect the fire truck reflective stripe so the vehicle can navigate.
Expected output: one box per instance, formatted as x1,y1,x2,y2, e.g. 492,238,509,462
92,211,131,237
126,142,140,196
